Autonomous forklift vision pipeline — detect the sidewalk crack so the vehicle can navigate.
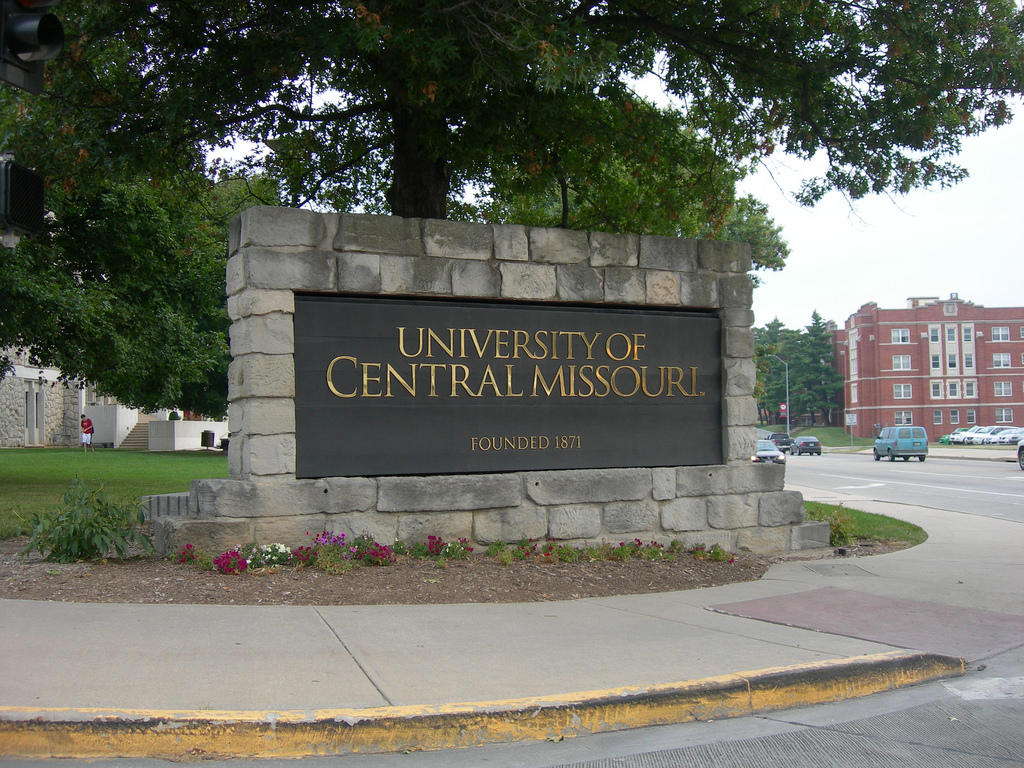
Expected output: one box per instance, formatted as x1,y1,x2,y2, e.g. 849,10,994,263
313,607,394,705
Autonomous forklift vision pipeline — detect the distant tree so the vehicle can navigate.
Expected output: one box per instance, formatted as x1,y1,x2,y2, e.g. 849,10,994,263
790,312,845,426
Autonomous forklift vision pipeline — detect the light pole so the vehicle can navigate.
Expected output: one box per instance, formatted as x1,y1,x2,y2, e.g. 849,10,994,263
769,354,790,435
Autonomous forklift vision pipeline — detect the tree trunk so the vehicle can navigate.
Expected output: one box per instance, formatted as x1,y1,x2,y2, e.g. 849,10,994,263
387,106,450,219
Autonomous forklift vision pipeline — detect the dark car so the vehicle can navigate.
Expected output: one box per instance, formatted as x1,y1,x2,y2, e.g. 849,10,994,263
792,435,821,455
767,432,792,453
752,439,786,464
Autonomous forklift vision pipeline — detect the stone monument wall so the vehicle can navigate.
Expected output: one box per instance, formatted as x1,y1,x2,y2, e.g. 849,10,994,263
153,207,827,555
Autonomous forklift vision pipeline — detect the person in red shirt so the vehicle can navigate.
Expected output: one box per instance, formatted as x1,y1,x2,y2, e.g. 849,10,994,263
80,414,95,452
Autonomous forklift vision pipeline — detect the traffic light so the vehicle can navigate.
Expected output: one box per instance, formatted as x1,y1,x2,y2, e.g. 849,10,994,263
0,156,45,236
1,0,63,94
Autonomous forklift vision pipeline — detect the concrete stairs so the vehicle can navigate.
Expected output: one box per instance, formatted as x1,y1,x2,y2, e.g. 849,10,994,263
118,421,149,450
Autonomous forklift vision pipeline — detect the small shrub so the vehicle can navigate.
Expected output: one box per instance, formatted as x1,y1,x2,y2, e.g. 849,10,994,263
292,545,317,566
240,542,292,569
315,544,355,575
20,476,152,562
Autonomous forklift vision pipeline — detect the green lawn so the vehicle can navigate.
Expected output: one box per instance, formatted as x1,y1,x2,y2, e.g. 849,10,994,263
0,448,228,538
760,424,874,448
804,501,928,547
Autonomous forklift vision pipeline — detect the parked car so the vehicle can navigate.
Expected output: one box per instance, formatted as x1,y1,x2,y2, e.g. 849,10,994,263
964,426,999,444
873,426,928,461
996,427,1024,444
767,432,792,453
949,425,985,444
791,435,822,455
940,427,970,445
752,439,786,464
981,427,1016,444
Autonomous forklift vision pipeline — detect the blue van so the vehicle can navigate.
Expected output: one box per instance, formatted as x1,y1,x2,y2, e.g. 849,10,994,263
873,426,928,462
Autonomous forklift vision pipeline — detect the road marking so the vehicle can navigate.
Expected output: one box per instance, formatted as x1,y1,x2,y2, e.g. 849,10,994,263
835,483,884,490
816,473,1024,502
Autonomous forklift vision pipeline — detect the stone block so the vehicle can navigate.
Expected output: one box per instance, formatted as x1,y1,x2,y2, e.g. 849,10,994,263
724,327,755,359
604,267,646,304
252,514,332,547
423,218,493,260
338,252,382,292
314,477,378,513
725,427,760,464
589,231,638,267
529,226,588,264
474,507,548,544
229,314,294,357
679,273,717,308
724,358,755,397
232,206,327,250
675,464,780,497
604,500,658,534
660,497,707,532
675,530,736,552
397,512,473,544
190,478,315,518
243,434,296,477
725,396,758,427
323,512,399,546
452,260,500,297
718,274,754,308
719,308,755,329
652,468,675,501
645,270,681,305
736,525,790,554
228,354,295,400
335,213,423,255
493,224,529,261
153,517,253,556
229,398,295,437
380,255,451,294
638,235,698,271
498,262,557,300
547,504,603,539
228,289,294,321
707,495,758,529
698,239,751,273
244,248,336,291
524,468,652,505
377,474,521,512
226,254,245,296
556,264,604,301
759,491,806,526
791,521,831,550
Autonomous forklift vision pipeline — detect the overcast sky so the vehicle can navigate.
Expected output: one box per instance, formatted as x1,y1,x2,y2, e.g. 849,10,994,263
741,113,1024,331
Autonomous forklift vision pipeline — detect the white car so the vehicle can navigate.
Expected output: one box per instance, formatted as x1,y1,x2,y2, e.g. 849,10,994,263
1018,437,1024,471
964,426,998,444
949,426,984,444
981,426,1016,444
995,427,1024,444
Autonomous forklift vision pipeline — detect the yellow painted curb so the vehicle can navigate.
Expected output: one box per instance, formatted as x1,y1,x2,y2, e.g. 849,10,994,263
0,650,965,759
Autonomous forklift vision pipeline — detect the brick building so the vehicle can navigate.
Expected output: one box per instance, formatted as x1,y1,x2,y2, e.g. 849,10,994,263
831,295,1024,441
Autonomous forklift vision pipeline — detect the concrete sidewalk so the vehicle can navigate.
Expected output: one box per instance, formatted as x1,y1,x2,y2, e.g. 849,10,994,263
1,484,1022,759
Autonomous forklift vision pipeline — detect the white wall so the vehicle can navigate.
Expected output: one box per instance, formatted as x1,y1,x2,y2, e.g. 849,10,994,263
148,420,229,451
85,404,138,448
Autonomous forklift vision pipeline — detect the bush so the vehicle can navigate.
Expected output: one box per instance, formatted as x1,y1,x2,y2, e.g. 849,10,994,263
20,476,152,562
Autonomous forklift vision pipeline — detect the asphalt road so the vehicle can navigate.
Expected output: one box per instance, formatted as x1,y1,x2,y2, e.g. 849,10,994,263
784,452,1024,523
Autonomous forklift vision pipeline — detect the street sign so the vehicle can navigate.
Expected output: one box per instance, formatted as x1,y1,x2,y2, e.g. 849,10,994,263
845,412,857,426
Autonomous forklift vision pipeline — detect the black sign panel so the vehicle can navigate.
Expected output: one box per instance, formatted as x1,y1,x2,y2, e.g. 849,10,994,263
294,295,721,478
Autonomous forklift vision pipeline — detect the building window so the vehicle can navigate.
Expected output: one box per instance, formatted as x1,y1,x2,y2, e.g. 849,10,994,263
930,354,940,370
995,408,1013,424
963,325,973,342
947,354,957,369
1020,326,1024,339
850,383,858,403
950,409,960,425
929,326,940,343
891,328,910,344
993,353,1011,368
964,353,974,369
947,381,959,398
964,380,976,398
895,411,913,425
931,381,942,398
892,355,911,370
967,409,977,425
992,326,1010,342
933,410,943,425
995,381,1012,397
894,383,912,399
946,326,957,342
